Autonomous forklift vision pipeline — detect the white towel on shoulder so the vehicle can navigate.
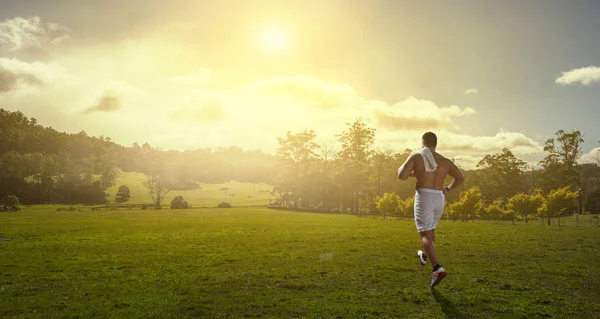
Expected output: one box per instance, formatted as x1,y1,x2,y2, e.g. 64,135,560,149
418,147,438,172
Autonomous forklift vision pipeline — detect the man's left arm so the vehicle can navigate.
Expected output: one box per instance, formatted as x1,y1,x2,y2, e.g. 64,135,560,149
398,155,415,180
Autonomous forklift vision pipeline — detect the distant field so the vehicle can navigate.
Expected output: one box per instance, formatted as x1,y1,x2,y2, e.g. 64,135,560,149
106,172,273,207
1,207,599,318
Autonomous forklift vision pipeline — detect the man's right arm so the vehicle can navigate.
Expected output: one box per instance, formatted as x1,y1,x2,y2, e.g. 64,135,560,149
446,160,465,192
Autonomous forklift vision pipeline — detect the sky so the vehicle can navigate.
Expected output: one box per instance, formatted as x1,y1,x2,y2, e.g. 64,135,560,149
0,0,599,169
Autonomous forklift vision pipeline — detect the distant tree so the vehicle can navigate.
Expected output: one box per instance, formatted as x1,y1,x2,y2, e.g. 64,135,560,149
115,185,131,203
144,175,169,209
335,120,376,214
276,129,319,208
398,196,415,218
585,189,600,213
507,191,544,224
1,195,20,212
142,144,170,209
317,142,336,208
450,186,483,221
371,148,393,198
482,203,506,221
218,202,232,208
376,192,400,219
170,195,189,209
540,186,578,226
476,148,528,202
100,166,119,190
539,130,584,194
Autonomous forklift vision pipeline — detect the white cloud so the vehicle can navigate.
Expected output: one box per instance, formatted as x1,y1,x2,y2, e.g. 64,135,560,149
555,66,600,86
0,57,75,93
464,88,478,95
0,16,71,52
243,75,359,110
377,129,542,157
369,97,477,131
580,147,600,164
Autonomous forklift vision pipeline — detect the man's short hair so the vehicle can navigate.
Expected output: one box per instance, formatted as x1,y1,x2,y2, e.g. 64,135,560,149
422,132,437,147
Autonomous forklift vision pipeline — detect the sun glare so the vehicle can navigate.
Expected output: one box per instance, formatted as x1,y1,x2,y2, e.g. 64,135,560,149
261,28,289,54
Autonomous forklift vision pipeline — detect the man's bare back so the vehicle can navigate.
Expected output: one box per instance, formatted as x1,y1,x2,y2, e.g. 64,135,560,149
411,153,460,190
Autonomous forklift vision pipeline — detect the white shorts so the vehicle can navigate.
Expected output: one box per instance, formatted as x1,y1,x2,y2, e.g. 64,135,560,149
414,188,445,233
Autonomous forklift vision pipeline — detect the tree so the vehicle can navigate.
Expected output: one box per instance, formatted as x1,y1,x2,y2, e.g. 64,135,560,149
317,142,336,208
398,196,415,218
218,202,232,208
476,148,527,202
539,130,584,192
482,203,506,221
335,120,376,214
585,188,600,213
144,175,169,209
115,185,131,203
540,186,578,226
376,192,400,219
170,195,189,209
1,195,20,212
371,148,393,198
100,166,119,190
276,130,318,208
449,186,483,221
141,144,170,209
507,192,543,224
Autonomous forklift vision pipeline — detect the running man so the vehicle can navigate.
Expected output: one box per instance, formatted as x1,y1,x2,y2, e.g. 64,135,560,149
397,132,464,287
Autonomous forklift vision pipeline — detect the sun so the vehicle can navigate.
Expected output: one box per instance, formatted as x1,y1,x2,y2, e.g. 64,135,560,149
261,28,289,54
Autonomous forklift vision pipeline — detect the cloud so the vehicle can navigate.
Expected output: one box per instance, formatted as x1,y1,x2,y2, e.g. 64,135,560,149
79,80,145,114
580,147,600,164
370,97,477,131
0,16,71,52
86,95,121,113
243,75,359,110
443,131,542,154
464,88,478,95
0,57,73,93
555,66,600,86
377,129,543,161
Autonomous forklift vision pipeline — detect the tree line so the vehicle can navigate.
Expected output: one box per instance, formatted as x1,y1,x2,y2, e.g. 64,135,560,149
0,109,277,205
1,108,599,217
272,121,600,220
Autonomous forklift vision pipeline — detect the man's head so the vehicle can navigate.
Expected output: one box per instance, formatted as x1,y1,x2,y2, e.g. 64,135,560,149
422,132,437,148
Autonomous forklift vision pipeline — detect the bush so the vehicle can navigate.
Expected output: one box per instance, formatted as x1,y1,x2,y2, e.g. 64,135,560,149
170,195,190,209
115,185,131,203
1,195,20,212
376,192,400,219
218,202,232,208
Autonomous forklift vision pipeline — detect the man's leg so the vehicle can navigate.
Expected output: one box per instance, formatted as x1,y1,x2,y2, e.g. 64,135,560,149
419,229,438,266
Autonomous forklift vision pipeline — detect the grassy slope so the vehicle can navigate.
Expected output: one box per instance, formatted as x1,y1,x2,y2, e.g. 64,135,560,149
1,208,599,318
106,172,273,207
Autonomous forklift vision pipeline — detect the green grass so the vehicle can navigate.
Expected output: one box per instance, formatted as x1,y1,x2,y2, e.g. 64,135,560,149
1,208,599,318
106,172,273,207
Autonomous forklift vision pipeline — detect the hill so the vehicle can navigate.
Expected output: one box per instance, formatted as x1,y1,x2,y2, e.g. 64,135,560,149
107,172,273,207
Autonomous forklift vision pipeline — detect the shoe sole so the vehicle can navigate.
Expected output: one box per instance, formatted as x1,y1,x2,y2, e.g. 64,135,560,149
417,251,427,266
431,272,447,287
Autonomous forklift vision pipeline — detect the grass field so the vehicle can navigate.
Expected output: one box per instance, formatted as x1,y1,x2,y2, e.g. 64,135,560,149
1,208,599,318
106,172,273,207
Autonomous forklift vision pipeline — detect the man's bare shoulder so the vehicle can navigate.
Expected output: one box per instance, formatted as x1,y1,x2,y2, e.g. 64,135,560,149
433,153,452,164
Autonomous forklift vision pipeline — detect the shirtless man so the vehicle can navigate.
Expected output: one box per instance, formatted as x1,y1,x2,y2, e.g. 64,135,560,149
398,132,464,287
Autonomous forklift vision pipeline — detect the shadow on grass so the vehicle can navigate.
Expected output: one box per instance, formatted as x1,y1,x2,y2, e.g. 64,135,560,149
431,288,468,319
